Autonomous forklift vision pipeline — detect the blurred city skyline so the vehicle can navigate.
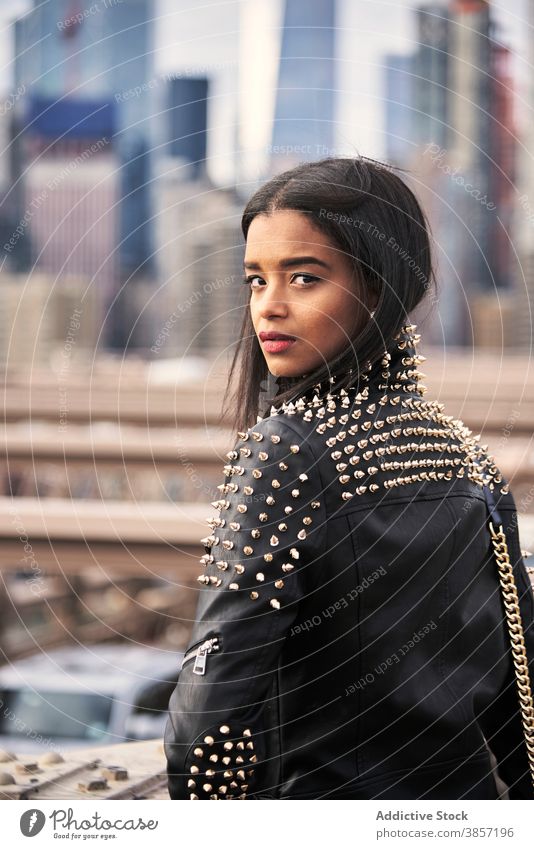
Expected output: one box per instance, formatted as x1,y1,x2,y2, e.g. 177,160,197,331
0,0,533,363
0,0,531,184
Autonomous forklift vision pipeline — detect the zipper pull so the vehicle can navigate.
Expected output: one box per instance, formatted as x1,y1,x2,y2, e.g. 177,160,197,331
193,645,209,675
192,637,220,676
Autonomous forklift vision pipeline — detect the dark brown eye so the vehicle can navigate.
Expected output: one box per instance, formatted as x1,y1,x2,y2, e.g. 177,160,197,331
291,274,318,286
242,275,264,288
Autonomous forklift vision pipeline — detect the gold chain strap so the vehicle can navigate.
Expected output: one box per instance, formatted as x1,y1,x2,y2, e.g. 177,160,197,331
488,521,534,790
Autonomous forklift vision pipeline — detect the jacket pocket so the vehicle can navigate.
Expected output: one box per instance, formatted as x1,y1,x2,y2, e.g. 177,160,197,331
181,633,222,676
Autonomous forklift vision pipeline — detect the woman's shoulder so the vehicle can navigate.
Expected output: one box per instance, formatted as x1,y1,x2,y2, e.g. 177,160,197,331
229,383,509,511
221,408,322,501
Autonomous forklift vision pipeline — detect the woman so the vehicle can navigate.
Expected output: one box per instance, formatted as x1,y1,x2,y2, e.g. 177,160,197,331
164,156,534,800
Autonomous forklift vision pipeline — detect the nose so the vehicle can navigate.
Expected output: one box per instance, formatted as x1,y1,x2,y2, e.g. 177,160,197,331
256,278,289,319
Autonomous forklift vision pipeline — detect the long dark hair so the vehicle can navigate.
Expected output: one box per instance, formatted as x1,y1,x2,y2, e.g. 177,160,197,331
221,156,437,434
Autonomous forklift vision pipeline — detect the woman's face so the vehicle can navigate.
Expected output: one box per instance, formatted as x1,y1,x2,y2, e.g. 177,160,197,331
244,209,375,377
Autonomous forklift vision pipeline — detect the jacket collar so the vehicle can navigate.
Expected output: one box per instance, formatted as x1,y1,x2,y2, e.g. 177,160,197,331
264,323,426,419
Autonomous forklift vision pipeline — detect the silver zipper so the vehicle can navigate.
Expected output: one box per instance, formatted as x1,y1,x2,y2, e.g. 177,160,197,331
181,636,221,676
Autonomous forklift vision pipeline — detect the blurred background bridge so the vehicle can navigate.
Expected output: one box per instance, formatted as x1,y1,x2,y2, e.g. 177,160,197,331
1,346,534,664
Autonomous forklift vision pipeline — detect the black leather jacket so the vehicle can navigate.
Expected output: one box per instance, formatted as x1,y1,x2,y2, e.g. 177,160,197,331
164,324,534,800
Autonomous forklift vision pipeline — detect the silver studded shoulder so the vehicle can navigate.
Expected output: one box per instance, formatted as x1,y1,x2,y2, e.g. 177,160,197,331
271,324,507,502
197,419,325,610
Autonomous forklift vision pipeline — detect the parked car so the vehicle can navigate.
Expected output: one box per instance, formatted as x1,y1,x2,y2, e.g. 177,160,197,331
0,642,184,755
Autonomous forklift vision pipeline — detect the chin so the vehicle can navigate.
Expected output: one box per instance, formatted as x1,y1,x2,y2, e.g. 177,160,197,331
267,362,302,379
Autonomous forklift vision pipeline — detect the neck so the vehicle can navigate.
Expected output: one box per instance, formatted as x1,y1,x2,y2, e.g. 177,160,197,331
264,323,427,419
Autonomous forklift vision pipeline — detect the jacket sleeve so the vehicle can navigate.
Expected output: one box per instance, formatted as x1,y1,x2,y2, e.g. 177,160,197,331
164,415,327,799
476,486,534,799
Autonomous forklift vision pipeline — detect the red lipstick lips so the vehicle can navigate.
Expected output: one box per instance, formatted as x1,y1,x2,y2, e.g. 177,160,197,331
259,331,296,341
259,331,296,353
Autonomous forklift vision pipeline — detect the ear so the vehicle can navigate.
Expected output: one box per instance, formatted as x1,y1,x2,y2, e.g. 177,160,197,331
353,269,379,314
368,291,379,311
366,286,382,315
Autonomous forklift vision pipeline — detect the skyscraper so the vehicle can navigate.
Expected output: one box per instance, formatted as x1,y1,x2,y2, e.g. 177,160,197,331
269,0,337,173
514,0,534,349
413,3,450,149
384,53,415,167
487,34,516,292
11,0,158,347
384,4,451,169
447,0,515,298
382,1,516,347
167,77,209,179
447,0,491,174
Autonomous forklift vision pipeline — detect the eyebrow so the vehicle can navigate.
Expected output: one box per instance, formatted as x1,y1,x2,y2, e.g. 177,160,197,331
243,255,331,271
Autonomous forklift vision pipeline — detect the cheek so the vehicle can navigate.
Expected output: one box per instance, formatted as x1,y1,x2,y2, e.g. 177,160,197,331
249,300,259,330
306,291,357,339
335,285,361,327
